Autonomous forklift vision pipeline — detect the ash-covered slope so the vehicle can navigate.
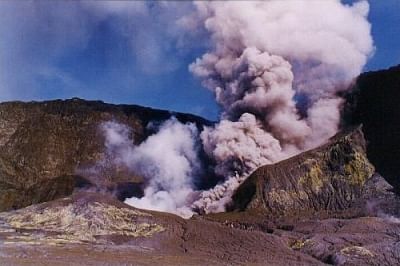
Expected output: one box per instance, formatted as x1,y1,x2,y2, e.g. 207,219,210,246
0,191,323,266
0,98,212,212
231,126,375,218
344,65,400,191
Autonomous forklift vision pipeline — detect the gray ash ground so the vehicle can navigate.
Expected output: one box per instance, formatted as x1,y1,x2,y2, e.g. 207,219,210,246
0,192,321,266
1,175,400,266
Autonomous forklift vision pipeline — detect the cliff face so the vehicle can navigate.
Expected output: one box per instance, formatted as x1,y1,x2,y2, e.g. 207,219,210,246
232,127,375,218
0,98,211,212
343,65,400,191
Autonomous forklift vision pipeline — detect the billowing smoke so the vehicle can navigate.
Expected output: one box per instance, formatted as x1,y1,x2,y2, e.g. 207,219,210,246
100,119,202,218
188,1,374,213
90,1,374,216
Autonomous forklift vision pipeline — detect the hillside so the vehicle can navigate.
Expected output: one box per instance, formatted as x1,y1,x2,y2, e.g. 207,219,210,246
0,98,212,211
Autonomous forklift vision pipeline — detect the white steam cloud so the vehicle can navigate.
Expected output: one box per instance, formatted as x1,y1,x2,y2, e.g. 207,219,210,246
188,0,374,213
0,1,376,217
100,119,201,218
93,0,374,216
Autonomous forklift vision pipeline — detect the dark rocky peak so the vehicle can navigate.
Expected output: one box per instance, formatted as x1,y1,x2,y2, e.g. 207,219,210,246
343,64,400,191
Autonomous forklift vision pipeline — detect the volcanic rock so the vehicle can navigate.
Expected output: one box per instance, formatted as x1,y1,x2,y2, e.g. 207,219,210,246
231,126,375,219
344,65,400,191
0,192,323,265
0,98,211,212
284,214,400,265
280,172,400,265
2,176,399,265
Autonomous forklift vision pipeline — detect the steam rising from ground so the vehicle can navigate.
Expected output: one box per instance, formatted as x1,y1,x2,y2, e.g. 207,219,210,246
101,119,201,218
94,1,374,216
188,1,374,213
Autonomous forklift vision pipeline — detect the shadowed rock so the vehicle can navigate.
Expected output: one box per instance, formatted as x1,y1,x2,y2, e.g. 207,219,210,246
343,65,400,191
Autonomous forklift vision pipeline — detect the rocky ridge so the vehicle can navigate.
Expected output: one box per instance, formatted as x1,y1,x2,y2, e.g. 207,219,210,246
0,98,211,211
231,127,375,219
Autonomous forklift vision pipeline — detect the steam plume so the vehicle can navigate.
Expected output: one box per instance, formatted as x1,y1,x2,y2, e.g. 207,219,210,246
189,0,374,213
92,1,374,216
101,119,201,218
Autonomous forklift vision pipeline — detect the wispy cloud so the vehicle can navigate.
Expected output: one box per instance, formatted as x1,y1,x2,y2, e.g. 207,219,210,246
0,1,197,102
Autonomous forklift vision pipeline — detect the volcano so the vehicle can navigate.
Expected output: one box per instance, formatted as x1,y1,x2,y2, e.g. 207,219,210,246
1,64,400,265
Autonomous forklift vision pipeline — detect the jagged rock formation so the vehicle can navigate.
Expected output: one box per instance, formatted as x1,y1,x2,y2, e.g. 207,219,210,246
344,65,400,191
0,98,211,212
231,126,375,218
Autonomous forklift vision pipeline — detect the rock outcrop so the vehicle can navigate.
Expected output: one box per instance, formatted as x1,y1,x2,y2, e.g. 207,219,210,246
343,65,400,191
231,126,375,218
0,192,167,245
0,98,211,212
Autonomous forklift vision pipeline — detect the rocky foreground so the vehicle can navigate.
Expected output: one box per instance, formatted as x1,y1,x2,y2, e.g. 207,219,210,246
1,174,400,265
2,184,399,266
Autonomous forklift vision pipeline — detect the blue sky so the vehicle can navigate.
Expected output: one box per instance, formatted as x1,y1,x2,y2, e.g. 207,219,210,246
350,0,400,71
0,1,399,120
